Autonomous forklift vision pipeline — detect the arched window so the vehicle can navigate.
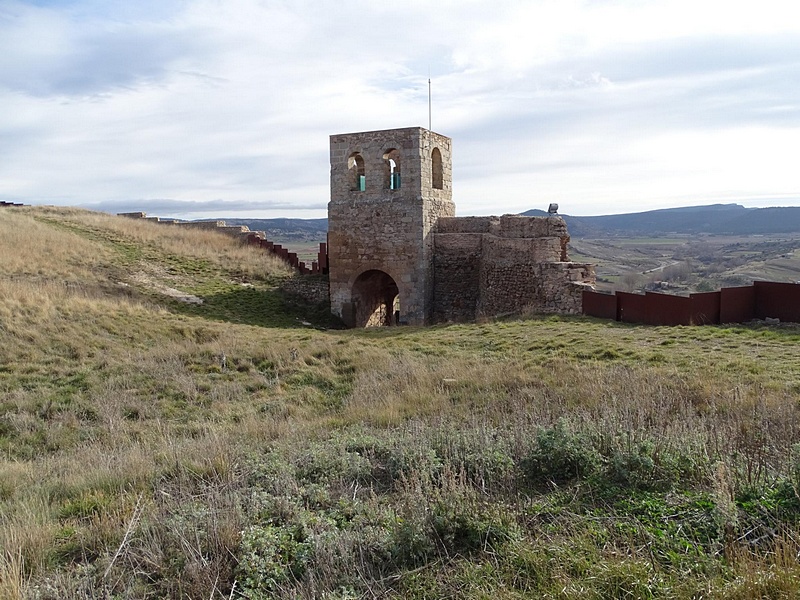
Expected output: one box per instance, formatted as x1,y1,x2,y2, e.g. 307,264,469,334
431,147,443,190
348,152,365,191
383,149,401,190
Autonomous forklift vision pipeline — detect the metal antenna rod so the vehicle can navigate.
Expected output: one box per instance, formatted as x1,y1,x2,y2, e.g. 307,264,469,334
428,72,432,131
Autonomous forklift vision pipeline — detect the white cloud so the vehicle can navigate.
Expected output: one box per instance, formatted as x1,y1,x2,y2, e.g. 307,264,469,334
1,0,799,217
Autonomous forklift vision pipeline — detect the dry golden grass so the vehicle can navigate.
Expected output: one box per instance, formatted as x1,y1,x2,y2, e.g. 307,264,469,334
0,207,302,597
0,209,110,283
2,206,800,598
28,205,291,279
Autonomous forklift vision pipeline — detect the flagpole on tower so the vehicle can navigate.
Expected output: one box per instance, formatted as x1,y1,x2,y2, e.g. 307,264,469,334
428,70,432,131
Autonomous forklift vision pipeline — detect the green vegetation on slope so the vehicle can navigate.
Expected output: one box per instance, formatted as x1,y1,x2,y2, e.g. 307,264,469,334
2,207,800,599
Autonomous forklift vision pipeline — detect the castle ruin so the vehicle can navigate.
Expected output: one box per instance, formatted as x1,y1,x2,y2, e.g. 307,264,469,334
328,127,595,327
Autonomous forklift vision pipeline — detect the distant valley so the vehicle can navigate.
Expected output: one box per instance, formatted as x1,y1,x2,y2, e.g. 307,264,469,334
216,217,328,242
202,204,800,293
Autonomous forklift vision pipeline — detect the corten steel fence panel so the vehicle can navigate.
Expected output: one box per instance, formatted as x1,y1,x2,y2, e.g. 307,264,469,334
581,283,799,326
720,286,756,323
644,291,693,326
754,281,800,323
689,291,721,325
617,292,649,324
582,289,618,320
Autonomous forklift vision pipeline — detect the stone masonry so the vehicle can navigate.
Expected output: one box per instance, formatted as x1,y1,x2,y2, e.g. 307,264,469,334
328,127,455,326
433,215,594,321
328,126,596,327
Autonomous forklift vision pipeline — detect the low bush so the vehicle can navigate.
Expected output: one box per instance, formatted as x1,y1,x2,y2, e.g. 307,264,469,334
521,421,602,486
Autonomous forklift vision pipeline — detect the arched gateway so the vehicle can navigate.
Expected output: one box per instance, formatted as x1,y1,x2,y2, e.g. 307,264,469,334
351,270,399,327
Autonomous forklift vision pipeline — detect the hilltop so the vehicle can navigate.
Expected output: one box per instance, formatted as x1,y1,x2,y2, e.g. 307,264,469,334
522,203,800,236
2,206,800,599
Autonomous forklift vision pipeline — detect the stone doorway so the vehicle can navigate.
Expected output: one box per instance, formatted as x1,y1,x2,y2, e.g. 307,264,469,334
351,270,399,327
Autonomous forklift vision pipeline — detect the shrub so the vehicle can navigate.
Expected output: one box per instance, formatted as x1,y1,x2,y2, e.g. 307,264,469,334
429,496,520,555
238,524,312,595
293,443,372,485
604,440,703,491
390,511,436,568
521,421,601,485
608,446,658,489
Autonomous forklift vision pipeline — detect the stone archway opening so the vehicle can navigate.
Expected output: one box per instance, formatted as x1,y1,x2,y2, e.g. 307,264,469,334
351,270,399,327
348,152,366,191
383,148,401,190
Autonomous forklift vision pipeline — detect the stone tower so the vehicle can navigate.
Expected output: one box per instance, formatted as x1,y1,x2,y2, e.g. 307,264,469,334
328,127,455,327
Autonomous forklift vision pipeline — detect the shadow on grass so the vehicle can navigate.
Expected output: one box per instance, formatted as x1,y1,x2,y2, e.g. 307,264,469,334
167,285,345,330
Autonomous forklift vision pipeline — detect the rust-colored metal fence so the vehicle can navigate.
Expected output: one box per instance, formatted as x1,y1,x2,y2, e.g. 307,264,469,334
583,281,800,325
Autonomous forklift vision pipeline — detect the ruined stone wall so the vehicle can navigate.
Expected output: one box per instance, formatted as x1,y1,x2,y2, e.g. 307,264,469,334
479,262,593,316
279,274,330,305
118,213,252,237
432,215,595,322
437,215,569,260
432,233,482,322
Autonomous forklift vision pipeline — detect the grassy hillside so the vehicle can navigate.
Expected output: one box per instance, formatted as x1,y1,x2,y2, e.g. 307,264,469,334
2,207,800,599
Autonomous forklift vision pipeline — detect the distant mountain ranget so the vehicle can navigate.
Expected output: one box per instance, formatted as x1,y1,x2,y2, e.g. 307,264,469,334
521,204,800,237
208,204,800,240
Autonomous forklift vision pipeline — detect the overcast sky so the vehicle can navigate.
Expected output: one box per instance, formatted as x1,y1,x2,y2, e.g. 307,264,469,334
2,0,800,218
